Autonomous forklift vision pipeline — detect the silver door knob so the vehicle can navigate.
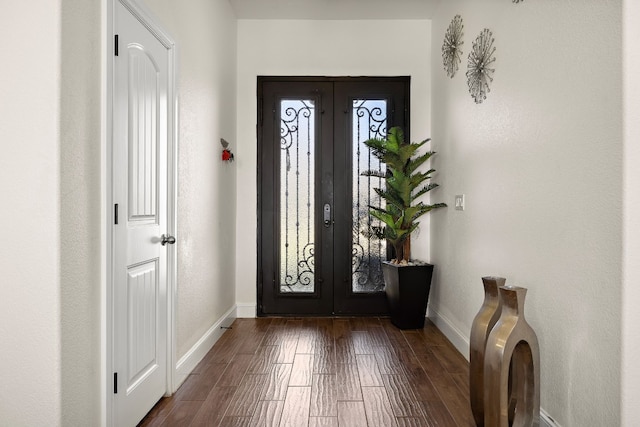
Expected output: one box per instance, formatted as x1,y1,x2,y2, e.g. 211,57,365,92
161,234,176,246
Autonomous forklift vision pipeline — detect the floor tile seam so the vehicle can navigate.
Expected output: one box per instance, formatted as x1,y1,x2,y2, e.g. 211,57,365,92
218,363,269,418
378,325,445,425
412,353,462,427
182,386,238,427
222,374,272,421
177,361,232,402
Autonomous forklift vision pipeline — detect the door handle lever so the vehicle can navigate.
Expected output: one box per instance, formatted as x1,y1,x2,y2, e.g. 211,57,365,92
161,234,176,246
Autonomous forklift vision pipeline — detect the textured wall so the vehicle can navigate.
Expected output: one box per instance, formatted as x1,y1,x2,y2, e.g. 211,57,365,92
59,0,102,424
622,0,640,424
0,2,63,426
235,19,433,307
430,1,622,425
142,0,238,359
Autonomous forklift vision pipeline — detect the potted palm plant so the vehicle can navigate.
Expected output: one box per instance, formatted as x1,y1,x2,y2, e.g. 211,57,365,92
362,127,446,329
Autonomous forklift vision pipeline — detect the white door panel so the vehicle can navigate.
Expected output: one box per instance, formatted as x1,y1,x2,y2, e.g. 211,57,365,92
113,1,169,425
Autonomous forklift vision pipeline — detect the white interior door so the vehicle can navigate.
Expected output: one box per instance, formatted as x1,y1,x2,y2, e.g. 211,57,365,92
112,1,171,425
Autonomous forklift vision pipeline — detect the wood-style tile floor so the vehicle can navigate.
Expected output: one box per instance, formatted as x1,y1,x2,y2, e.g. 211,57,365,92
139,317,475,427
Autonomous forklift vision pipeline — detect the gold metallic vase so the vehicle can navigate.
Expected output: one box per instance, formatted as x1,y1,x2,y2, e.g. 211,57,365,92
470,276,506,427
484,286,540,427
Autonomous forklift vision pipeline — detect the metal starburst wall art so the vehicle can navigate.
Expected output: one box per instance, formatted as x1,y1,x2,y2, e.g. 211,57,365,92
466,28,496,104
442,15,464,78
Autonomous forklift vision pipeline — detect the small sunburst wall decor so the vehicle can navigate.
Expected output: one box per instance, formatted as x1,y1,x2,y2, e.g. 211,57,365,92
466,28,496,104
442,15,464,78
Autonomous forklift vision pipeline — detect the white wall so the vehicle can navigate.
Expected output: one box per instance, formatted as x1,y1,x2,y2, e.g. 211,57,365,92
1,1,104,425
622,0,640,425
141,0,238,359
0,2,63,426
1,0,238,423
236,19,433,309
60,0,102,424
430,1,621,425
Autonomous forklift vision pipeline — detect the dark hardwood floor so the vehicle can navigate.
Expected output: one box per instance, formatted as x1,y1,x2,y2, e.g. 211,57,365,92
139,317,475,427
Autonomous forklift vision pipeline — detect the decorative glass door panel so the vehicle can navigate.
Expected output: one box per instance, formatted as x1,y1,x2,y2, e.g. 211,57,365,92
280,100,315,293
351,100,387,293
259,77,409,316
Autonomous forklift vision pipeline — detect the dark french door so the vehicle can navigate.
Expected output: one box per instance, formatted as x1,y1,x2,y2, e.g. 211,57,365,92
257,76,409,315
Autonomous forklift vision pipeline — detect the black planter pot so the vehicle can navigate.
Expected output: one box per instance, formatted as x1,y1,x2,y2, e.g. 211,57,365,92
382,261,434,329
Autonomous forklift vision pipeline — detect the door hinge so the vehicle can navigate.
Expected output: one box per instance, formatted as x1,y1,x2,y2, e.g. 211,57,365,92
114,372,118,394
114,203,119,225
114,34,119,56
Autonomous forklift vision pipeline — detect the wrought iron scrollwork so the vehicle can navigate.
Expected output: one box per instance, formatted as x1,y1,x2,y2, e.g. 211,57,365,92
281,101,313,170
278,98,389,293
281,243,314,292
354,100,387,140
280,100,315,293
351,230,385,292
352,100,387,293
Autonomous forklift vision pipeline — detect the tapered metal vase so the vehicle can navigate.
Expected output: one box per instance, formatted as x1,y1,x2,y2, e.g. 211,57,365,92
469,276,506,427
484,286,540,427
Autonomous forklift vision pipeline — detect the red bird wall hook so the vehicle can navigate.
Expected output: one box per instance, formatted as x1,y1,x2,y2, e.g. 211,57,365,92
220,138,234,162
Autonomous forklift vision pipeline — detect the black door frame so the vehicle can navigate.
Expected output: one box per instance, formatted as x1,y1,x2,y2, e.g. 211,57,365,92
257,76,410,316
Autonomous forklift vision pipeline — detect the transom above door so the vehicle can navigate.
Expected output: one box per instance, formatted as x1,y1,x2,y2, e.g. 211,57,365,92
258,76,410,316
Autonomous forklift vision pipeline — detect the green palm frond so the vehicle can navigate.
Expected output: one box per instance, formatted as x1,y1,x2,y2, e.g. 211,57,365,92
407,150,434,175
360,126,447,262
413,183,440,200
372,188,404,212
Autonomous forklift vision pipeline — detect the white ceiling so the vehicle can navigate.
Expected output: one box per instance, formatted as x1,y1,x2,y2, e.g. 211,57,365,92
228,0,441,20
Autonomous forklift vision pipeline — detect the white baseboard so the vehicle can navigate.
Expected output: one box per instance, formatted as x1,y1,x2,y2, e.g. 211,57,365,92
541,410,561,427
173,305,236,390
236,303,256,318
427,306,470,361
427,307,561,427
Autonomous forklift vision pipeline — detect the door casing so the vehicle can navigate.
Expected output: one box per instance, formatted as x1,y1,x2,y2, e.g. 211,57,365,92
103,1,177,425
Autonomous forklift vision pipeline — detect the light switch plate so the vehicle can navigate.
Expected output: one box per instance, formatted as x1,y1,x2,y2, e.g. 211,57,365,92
455,194,465,211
